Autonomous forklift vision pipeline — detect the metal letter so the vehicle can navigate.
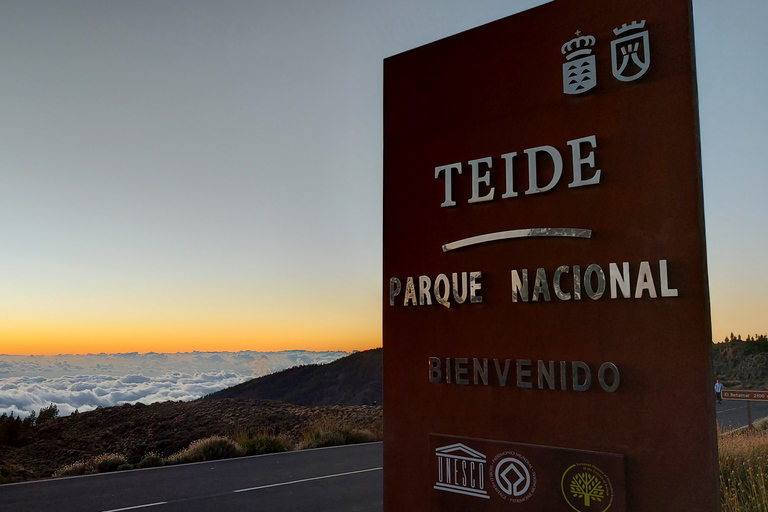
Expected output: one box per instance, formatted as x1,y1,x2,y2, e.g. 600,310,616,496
598,362,620,392
452,272,468,304
469,272,483,304
511,269,529,302
584,264,606,300
635,260,658,298
524,145,563,195
573,265,582,300
434,274,451,308
538,360,555,389
468,157,495,204
501,152,518,198
553,265,571,301
389,277,401,306
532,268,552,302
473,358,489,386
429,357,442,383
609,262,631,298
567,135,601,188
418,275,432,306
517,359,532,389
455,358,469,385
435,163,462,207
403,277,417,306
660,260,679,297
446,358,451,384
494,358,511,387
560,361,567,390
572,361,592,391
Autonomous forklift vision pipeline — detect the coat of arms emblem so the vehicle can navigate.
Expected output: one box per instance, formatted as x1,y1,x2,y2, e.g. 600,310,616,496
611,20,650,82
561,32,597,95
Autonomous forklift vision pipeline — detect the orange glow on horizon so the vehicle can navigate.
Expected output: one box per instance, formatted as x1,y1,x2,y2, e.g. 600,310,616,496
0,319,381,356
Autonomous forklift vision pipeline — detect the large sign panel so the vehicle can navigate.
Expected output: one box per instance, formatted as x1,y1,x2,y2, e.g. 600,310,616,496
383,0,717,510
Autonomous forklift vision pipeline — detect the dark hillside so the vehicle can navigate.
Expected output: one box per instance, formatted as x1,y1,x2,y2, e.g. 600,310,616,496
0,399,381,482
207,348,382,406
713,335,768,389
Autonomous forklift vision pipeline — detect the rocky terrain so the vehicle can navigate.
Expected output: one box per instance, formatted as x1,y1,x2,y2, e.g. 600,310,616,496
713,336,768,389
0,398,382,483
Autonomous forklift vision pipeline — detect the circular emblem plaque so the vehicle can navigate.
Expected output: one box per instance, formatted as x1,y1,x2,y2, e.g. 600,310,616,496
561,463,614,512
489,451,536,503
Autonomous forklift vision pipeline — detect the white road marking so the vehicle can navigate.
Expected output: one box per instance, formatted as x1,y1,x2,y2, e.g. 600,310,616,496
101,503,167,512
233,467,383,493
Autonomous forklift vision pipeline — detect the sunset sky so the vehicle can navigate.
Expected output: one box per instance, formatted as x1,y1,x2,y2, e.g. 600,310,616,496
1,0,765,355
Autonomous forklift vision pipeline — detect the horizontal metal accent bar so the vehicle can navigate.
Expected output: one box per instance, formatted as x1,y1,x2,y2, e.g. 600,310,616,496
442,228,592,252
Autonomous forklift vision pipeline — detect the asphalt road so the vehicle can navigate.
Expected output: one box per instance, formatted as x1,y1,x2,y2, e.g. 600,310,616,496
716,400,768,430
0,442,383,512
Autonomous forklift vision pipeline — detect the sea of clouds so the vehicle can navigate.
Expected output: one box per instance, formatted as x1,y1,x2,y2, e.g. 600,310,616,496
0,350,347,418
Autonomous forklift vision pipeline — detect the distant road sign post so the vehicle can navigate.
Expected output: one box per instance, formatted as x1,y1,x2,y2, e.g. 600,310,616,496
722,390,768,430
722,390,768,402
383,0,716,510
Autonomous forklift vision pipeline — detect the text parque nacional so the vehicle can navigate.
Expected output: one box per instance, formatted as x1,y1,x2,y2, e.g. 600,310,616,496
388,134,680,308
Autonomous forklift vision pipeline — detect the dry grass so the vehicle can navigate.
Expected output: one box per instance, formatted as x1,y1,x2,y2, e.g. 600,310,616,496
720,420,768,511
52,453,127,477
234,427,293,455
297,416,381,450
164,436,245,465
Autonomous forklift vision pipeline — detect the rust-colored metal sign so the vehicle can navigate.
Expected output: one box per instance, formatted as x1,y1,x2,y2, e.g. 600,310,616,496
383,0,717,510
722,390,768,401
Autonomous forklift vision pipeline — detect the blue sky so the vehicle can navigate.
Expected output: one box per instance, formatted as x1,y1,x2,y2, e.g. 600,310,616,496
0,0,765,353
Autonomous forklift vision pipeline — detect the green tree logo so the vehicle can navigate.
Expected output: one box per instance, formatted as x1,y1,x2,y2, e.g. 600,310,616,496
560,463,614,512
570,472,605,506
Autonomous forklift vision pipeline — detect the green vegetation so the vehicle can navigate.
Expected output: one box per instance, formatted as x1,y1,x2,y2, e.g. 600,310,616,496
0,404,60,446
721,333,768,355
0,466,16,485
35,404,59,426
0,414,23,446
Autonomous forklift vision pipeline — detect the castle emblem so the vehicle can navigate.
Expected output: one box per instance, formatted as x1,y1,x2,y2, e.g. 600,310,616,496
562,32,597,95
611,20,650,82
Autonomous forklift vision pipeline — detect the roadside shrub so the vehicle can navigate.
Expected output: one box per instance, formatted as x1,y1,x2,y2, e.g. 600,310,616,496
298,417,380,450
52,453,127,477
0,465,15,484
137,452,164,469
117,463,134,471
53,460,92,477
342,428,379,445
234,430,292,456
94,453,126,473
165,436,245,465
300,429,346,449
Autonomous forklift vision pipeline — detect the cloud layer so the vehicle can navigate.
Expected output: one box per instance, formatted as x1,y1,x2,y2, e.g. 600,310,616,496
0,351,347,418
